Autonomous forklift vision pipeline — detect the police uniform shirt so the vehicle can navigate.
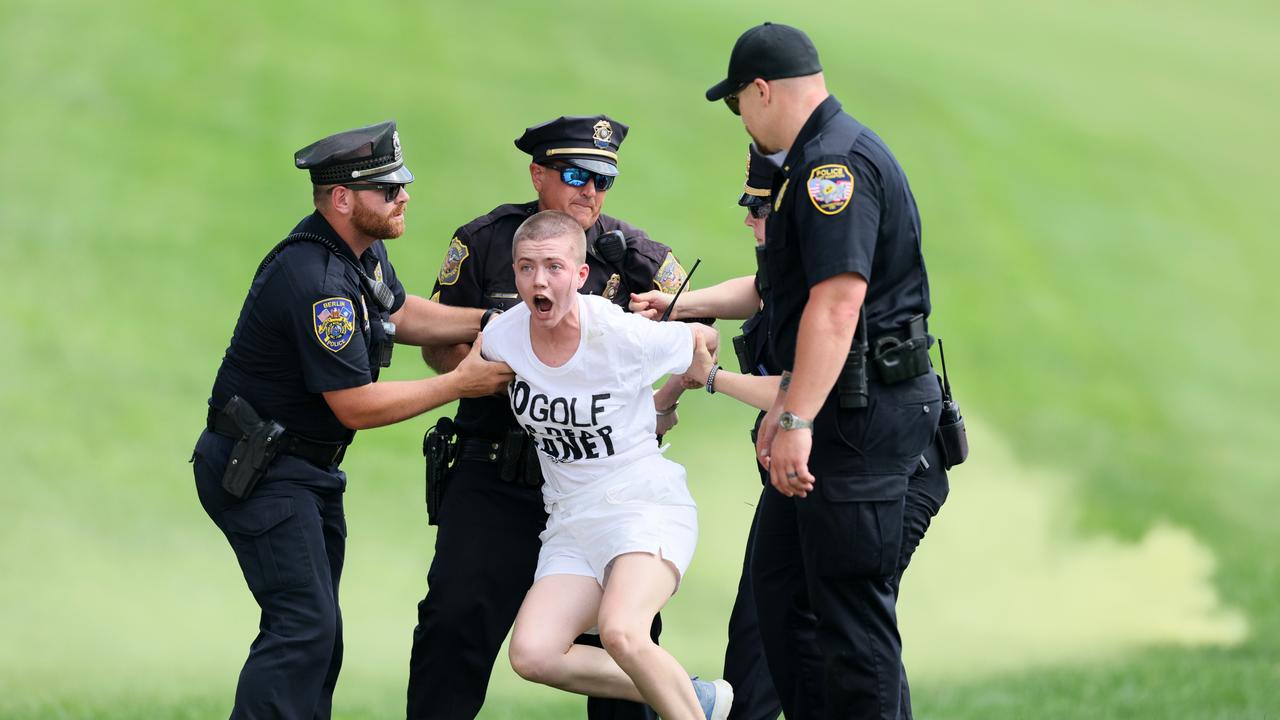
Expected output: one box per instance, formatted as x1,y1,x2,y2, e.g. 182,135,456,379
764,95,931,370
431,200,686,439
210,211,406,443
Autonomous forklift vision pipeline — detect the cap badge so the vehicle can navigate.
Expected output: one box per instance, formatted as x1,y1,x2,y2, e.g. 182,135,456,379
806,164,854,215
592,120,613,150
313,297,357,352
392,130,402,159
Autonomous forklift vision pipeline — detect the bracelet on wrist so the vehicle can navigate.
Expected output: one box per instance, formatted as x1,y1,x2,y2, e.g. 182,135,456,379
706,364,721,395
656,402,679,417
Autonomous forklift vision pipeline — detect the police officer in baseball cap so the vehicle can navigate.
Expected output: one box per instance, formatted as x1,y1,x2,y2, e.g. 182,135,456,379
193,120,512,719
707,23,949,720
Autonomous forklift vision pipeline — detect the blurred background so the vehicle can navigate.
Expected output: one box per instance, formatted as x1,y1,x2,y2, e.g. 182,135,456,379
2,0,1277,717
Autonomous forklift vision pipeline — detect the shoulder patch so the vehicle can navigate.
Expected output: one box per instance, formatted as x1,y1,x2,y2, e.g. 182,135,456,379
313,297,356,352
806,164,854,215
437,236,470,286
653,252,687,294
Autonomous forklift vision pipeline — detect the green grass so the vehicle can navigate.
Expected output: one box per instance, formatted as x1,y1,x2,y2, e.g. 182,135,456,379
3,0,1278,717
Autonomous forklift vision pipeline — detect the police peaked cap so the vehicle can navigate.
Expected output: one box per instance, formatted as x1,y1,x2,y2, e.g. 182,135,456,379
295,120,414,185
741,143,782,206
515,115,629,177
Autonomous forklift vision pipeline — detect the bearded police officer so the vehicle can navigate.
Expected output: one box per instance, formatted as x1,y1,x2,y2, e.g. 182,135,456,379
706,24,944,720
407,115,690,720
191,121,513,720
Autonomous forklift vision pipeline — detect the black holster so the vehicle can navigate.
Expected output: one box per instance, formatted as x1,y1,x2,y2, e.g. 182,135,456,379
219,395,285,499
836,345,870,409
870,314,932,384
423,417,456,525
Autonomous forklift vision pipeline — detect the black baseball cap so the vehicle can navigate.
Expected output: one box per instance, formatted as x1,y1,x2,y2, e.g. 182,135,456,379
705,22,822,101
294,120,413,185
514,115,629,177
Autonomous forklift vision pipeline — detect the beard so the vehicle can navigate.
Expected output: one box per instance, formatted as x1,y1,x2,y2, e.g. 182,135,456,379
352,199,404,240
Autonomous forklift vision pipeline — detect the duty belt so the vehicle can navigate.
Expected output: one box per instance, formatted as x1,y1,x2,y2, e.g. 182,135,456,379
207,407,347,468
457,437,505,463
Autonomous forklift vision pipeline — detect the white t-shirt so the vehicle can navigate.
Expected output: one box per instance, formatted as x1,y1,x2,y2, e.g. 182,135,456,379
482,294,695,502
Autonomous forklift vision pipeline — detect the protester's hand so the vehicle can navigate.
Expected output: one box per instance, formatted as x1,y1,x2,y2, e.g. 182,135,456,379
629,290,675,320
769,427,815,498
452,333,514,397
655,409,679,436
682,333,715,389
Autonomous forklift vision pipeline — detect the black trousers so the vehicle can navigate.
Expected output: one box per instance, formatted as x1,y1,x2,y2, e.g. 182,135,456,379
192,430,349,720
722,463,816,720
406,457,658,720
752,376,943,720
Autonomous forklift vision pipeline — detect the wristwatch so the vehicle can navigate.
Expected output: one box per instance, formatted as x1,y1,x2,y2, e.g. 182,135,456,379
778,411,814,431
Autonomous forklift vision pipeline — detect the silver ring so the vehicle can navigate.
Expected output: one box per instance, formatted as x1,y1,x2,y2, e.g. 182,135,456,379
785,471,798,479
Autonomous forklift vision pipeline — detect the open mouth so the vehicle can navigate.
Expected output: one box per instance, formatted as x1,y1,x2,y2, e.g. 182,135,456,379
533,295,553,314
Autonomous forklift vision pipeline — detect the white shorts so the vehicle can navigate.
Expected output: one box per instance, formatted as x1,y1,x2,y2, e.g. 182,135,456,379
535,461,698,588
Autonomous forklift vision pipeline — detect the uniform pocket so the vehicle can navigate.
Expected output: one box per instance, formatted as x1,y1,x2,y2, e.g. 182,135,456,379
222,496,312,593
803,473,906,578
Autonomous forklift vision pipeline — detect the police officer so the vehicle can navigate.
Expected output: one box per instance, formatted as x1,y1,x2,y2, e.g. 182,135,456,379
191,121,513,720
644,144,952,719
706,24,943,720
407,115,690,720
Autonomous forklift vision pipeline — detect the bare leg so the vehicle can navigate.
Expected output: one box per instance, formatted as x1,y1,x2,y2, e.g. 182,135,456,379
599,553,704,720
509,574,645,702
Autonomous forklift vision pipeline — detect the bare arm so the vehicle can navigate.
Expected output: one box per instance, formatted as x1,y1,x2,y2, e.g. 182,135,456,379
421,342,471,374
682,333,780,411
629,275,760,321
390,294,484,346
324,336,513,430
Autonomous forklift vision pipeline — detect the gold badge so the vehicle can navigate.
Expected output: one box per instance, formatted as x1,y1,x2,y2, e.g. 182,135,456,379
374,261,384,282
437,236,470,286
592,120,613,150
603,273,621,300
653,253,687,294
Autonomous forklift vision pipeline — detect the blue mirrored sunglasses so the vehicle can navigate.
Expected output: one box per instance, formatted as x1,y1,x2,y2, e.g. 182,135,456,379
555,164,615,192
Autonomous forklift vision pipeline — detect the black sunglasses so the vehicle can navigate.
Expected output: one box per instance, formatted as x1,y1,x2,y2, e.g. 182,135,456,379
724,80,753,116
550,164,616,192
748,203,771,219
343,182,406,203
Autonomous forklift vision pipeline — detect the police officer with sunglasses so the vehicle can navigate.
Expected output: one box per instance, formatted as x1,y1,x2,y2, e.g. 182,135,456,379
191,121,513,720
406,115,692,720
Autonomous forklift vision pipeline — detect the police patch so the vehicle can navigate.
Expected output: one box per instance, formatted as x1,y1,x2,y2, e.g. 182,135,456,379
603,273,621,300
313,297,356,352
807,164,854,215
653,253,687,294
437,236,469,286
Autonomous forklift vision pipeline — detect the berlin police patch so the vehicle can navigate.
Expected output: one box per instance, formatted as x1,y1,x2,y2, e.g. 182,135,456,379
313,297,356,352
807,164,854,215
437,236,470,286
